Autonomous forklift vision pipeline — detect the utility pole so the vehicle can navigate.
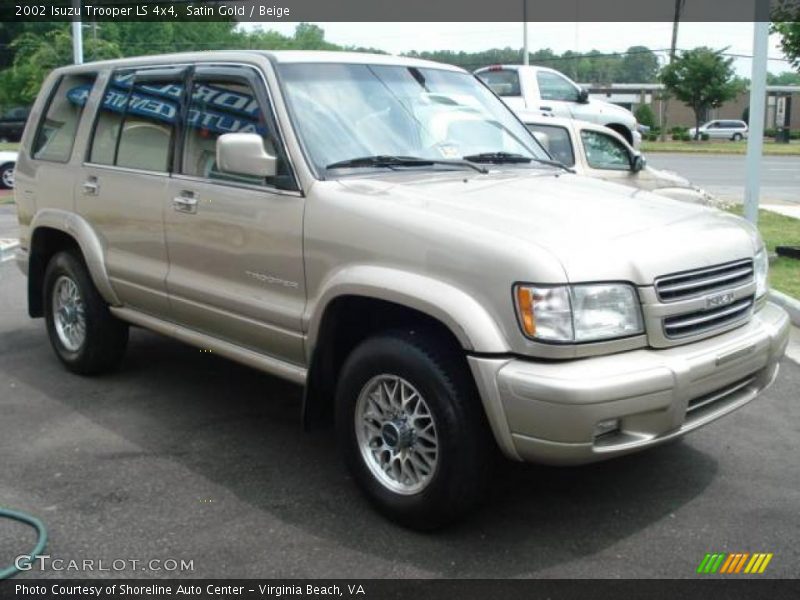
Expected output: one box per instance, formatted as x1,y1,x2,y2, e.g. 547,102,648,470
744,20,769,225
71,0,83,65
523,1,529,65
660,0,685,141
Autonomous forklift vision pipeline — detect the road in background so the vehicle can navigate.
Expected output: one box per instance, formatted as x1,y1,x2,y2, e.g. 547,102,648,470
647,153,800,205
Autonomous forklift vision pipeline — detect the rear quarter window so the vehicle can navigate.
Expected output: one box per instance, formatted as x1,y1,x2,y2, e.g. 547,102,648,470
477,70,521,97
32,73,97,162
526,123,575,167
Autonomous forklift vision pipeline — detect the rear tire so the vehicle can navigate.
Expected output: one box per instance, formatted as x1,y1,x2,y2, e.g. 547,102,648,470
335,329,494,530
43,251,128,375
732,133,743,141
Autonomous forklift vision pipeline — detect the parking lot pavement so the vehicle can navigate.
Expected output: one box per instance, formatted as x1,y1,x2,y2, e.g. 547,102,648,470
0,255,799,579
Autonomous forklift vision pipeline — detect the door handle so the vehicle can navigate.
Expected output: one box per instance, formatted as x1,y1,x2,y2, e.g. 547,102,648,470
83,177,99,196
173,191,198,214
540,106,553,112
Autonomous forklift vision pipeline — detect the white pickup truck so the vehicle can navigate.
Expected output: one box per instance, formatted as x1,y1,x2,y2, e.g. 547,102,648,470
475,64,641,148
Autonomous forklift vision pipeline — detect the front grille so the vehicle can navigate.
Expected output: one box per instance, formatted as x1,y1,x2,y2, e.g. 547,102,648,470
663,296,754,339
654,259,753,302
686,375,755,416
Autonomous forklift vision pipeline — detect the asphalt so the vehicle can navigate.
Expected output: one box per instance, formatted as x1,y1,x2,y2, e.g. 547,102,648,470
646,153,800,205
0,201,799,580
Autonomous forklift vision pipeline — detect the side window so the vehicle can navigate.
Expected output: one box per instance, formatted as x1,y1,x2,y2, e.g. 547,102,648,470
89,71,185,172
476,69,521,97
536,71,579,102
32,73,97,162
581,130,631,171
181,74,287,188
526,124,575,167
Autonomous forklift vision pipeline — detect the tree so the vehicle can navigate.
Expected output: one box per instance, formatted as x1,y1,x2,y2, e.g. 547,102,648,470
767,70,800,85
772,1,800,70
618,46,659,82
634,104,656,129
660,47,745,139
2,28,120,106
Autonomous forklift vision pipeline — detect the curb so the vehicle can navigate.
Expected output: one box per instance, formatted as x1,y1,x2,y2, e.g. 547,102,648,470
769,289,800,327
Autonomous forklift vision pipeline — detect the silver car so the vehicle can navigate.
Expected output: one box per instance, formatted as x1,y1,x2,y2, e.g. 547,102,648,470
689,119,749,141
14,51,789,528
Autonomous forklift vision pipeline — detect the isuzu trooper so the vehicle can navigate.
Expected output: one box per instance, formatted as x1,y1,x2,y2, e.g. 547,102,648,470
14,51,789,529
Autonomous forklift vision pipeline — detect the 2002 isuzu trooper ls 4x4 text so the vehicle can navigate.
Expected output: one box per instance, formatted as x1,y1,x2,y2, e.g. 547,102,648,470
14,51,790,529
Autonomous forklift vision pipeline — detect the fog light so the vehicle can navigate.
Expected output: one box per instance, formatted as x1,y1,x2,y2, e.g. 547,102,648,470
593,418,620,438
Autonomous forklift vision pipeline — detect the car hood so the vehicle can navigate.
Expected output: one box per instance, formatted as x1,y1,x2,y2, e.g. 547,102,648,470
0,151,17,162
335,169,759,284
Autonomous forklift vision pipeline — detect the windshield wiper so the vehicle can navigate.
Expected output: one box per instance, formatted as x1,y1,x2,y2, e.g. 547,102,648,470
463,152,574,173
326,155,487,174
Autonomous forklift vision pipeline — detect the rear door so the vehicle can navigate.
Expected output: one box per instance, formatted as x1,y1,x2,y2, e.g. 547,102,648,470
163,64,306,365
77,66,189,316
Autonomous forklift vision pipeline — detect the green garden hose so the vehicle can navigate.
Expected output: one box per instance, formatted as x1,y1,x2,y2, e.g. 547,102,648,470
0,509,48,580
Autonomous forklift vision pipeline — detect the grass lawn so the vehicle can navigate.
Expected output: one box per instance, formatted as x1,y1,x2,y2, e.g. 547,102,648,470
0,142,20,152
642,140,800,156
728,207,800,300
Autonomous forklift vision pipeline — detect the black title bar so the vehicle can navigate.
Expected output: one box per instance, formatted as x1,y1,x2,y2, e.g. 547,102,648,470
1,0,794,23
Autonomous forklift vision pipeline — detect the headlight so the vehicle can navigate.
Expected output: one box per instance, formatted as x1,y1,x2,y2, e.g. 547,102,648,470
754,248,769,298
515,283,644,343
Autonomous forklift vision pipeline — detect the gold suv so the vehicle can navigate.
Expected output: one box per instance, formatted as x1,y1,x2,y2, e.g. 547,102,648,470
14,51,790,529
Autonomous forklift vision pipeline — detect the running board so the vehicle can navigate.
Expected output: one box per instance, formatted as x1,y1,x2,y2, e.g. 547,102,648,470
110,306,307,385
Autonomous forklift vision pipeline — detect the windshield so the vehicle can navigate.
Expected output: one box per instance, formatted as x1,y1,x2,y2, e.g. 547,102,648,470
277,63,549,174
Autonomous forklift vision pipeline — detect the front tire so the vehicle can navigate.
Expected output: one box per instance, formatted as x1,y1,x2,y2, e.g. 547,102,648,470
44,251,128,374
336,330,493,529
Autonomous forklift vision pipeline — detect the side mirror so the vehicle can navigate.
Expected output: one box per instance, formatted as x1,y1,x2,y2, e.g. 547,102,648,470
631,153,646,173
216,133,277,178
577,88,590,104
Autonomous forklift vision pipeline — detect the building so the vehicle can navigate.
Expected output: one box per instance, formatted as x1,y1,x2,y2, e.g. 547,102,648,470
583,83,800,131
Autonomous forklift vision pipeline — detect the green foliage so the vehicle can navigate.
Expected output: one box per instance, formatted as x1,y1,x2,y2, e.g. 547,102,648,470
700,133,710,141
1,27,121,107
771,8,800,70
767,71,800,85
618,46,660,83
634,104,656,128
660,47,745,139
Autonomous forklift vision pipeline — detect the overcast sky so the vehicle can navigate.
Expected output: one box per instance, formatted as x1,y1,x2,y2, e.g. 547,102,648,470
241,22,793,77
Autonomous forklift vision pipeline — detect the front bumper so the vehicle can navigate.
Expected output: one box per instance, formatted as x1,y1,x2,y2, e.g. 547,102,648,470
469,302,790,465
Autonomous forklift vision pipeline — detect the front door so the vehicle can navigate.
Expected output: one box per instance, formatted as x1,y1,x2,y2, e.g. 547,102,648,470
579,128,639,187
164,65,306,365
533,70,580,119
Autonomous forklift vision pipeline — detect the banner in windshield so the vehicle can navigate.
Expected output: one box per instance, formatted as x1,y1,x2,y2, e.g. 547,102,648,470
67,78,266,136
